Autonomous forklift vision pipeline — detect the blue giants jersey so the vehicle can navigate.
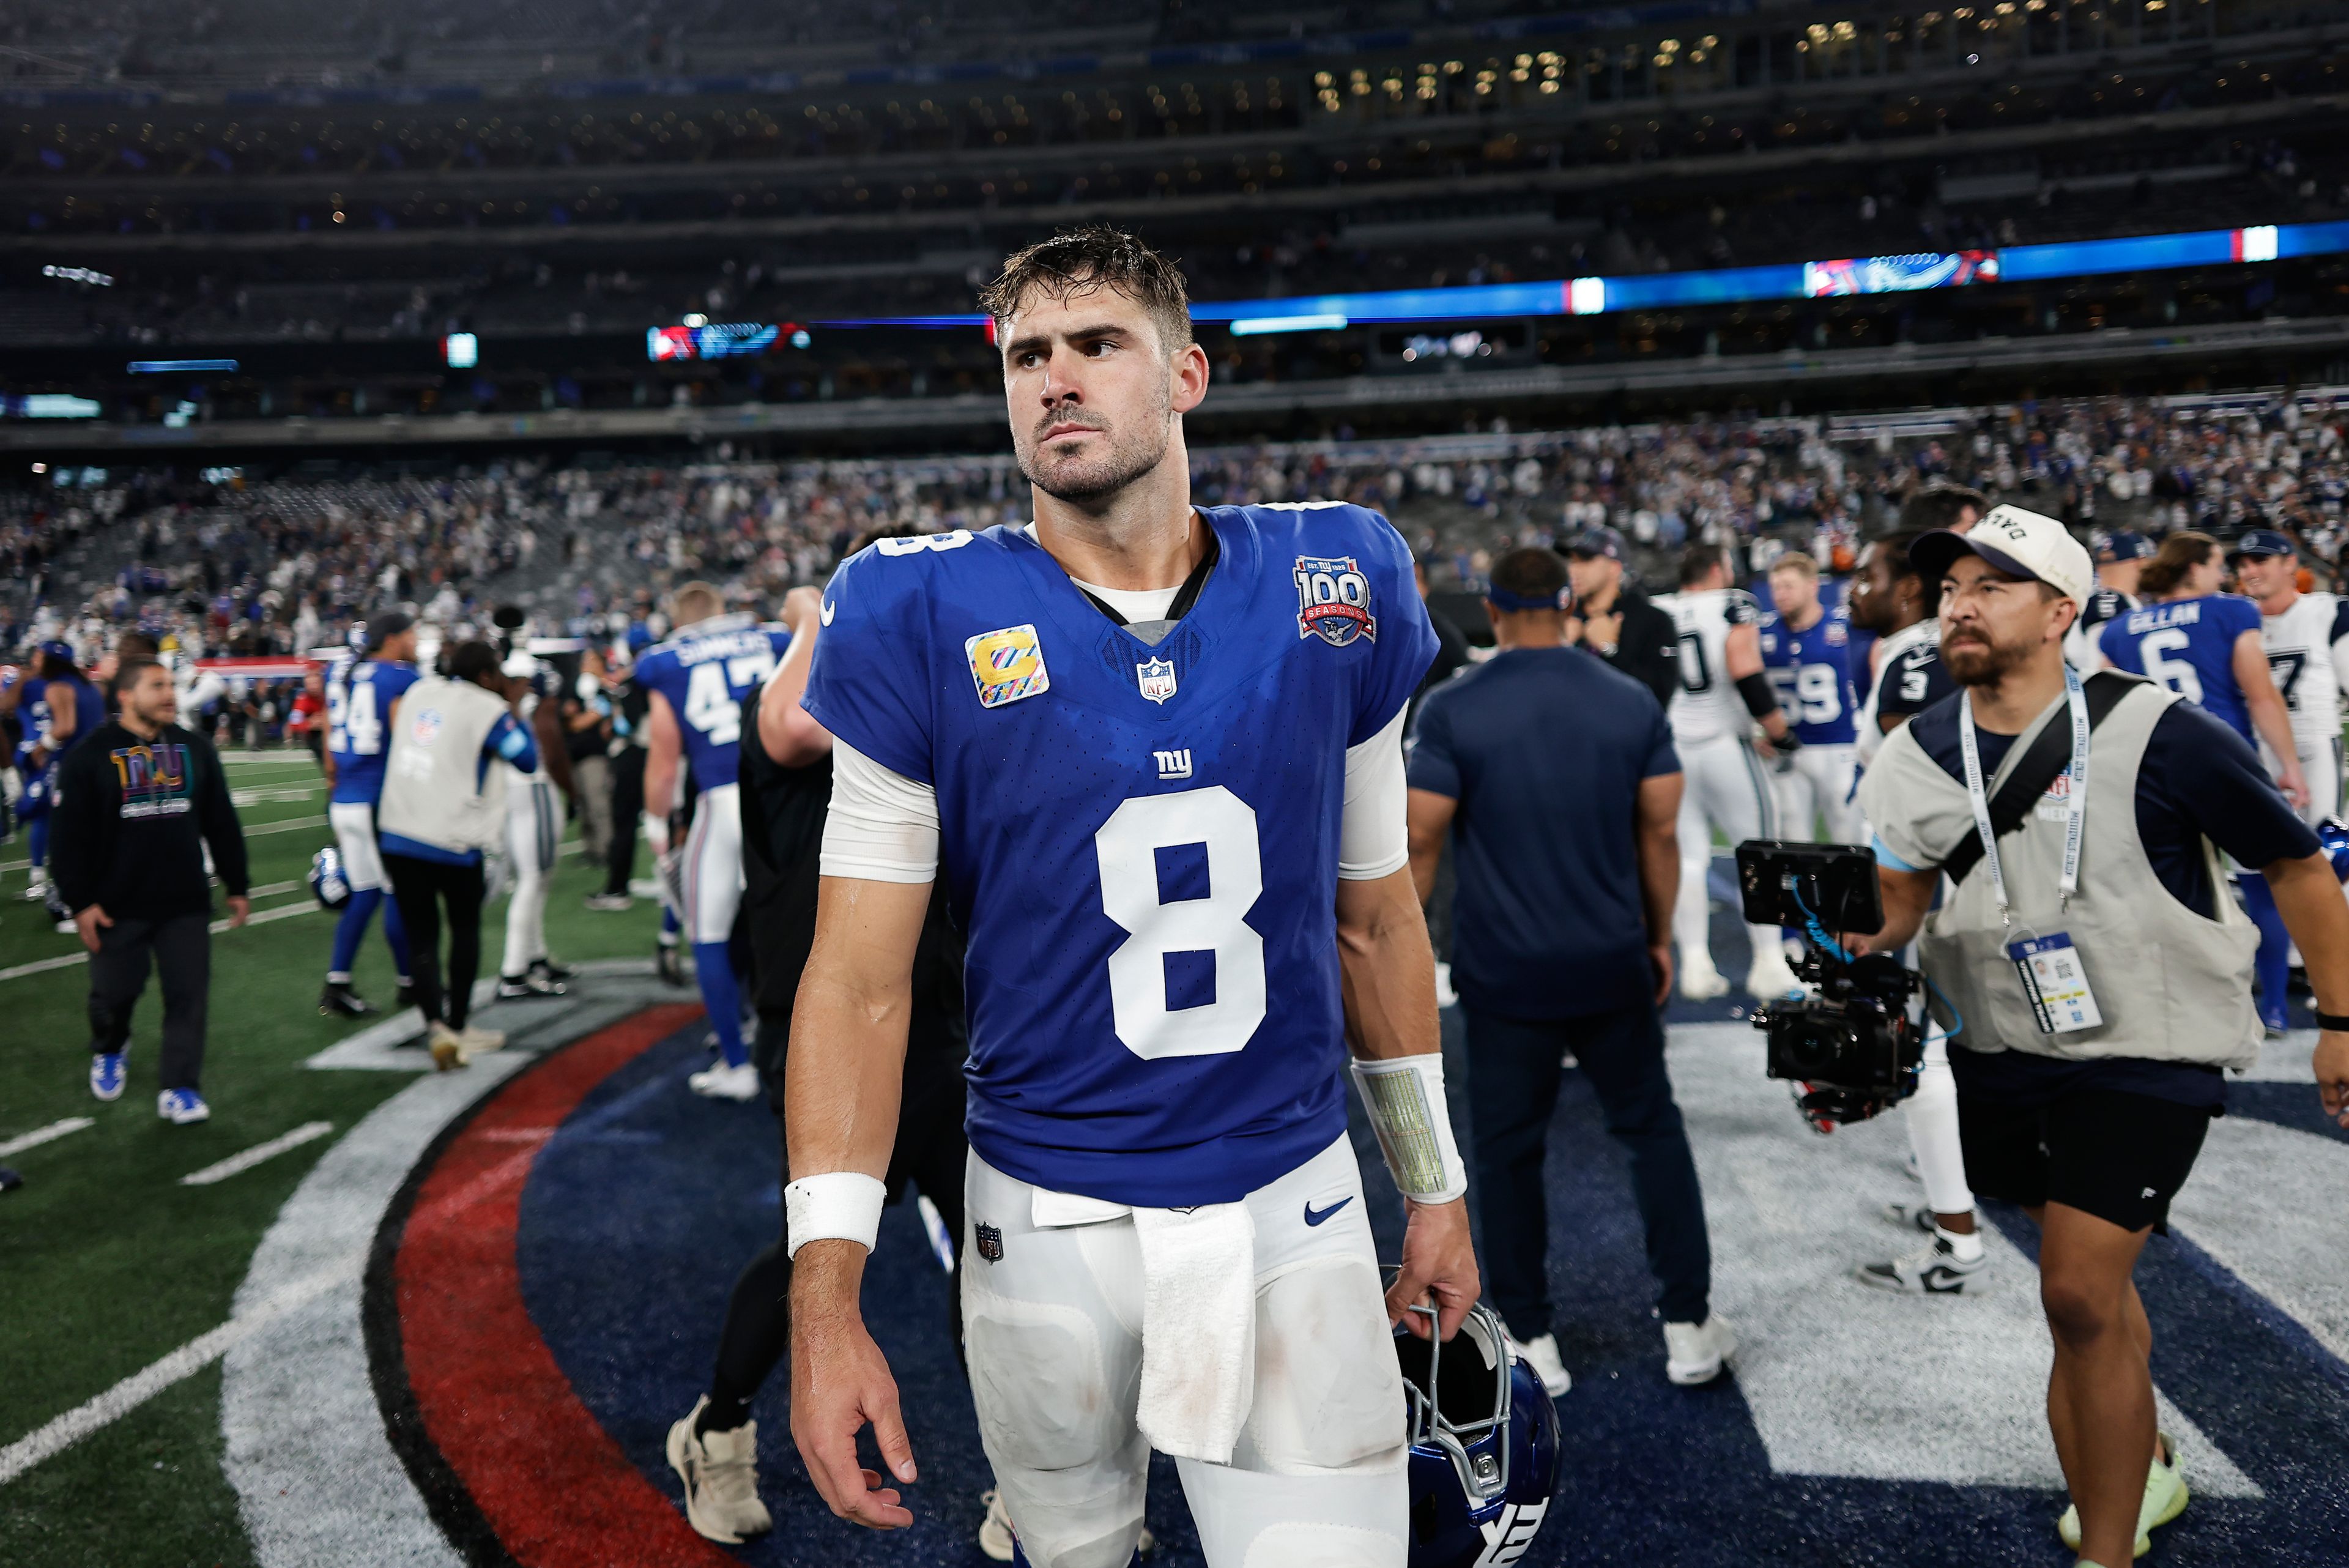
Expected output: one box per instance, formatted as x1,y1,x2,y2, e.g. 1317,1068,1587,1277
18,673,102,768
328,659,421,805
804,504,1438,1206
1757,606,1858,745
633,613,792,790
2099,593,2263,741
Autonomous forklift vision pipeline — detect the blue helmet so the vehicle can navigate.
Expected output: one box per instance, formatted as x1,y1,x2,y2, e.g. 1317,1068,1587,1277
1397,1302,1562,1567
2317,818,2349,882
310,845,352,910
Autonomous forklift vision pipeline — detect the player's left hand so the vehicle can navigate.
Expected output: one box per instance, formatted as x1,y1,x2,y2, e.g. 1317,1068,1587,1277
226,895,250,929
2315,1028,2349,1128
1389,1197,1479,1342
2280,758,2311,811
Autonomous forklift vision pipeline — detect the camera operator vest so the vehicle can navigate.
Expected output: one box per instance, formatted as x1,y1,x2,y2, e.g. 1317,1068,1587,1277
1860,680,2260,1071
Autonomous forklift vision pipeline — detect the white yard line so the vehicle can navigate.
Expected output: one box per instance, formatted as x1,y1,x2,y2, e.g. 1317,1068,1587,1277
179,1122,335,1187
0,1117,92,1159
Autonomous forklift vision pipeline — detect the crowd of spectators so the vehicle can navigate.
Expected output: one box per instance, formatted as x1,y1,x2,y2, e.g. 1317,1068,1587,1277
7,389,2348,674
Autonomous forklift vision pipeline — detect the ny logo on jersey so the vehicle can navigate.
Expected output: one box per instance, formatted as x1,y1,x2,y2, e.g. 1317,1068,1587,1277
1153,748,1193,780
1294,555,1377,647
1472,1499,1549,1566
1136,656,1178,705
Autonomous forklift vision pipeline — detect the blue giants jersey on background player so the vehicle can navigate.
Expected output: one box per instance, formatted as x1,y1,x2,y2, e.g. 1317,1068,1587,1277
328,660,421,806
2099,593,2263,740
631,612,791,788
803,503,1437,1206
1757,606,1859,745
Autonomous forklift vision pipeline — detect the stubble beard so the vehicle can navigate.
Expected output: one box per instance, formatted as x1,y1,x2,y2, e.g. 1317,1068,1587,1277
1017,398,1174,505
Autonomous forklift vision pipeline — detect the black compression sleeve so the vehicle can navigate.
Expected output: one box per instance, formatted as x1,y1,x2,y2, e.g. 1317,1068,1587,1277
1735,672,1780,719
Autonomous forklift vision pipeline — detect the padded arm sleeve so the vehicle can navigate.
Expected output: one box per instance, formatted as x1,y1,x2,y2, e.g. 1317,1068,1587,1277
1339,705,1411,880
818,739,941,883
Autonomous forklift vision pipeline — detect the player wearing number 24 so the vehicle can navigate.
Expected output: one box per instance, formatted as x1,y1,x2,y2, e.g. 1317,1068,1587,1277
782,229,1479,1568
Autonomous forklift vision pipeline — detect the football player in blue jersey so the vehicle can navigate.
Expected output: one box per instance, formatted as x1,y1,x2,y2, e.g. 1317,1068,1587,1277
7,641,102,913
2101,529,2307,1033
1760,551,1863,843
784,228,1476,1568
319,614,420,1017
635,582,792,1101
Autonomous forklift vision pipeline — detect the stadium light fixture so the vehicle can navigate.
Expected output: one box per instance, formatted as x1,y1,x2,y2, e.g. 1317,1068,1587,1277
443,333,479,369
1228,313,1349,336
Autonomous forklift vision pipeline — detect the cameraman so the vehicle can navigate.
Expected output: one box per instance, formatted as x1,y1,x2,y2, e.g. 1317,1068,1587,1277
1854,507,2349,1568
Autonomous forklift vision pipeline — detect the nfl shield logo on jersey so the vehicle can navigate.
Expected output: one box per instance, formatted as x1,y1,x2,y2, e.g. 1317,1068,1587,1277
963,623,1050,709
1293,555,1377,647
1135,656,1178,704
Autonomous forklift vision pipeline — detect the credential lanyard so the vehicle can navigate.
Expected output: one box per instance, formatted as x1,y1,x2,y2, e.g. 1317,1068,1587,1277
1959,666,2090,926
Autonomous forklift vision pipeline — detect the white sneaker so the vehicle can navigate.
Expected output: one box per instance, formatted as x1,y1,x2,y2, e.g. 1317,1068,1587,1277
1663,1315,1735,1386
2058,1430,2188,1556
977,1487,1017,1562
688,1061,761,1101
1745,950,1805,999
18,877,48,903
1679,957,1731,1001
1857,1232,1991,1295
458,1024,507,1055
1511,1332,1573,1397
426,1022,469,1072
665,1395,773,1544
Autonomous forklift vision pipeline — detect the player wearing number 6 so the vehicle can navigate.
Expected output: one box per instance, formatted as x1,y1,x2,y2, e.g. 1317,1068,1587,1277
2098,529,2307,1032
785,226,1479,1568
636,584,790,1099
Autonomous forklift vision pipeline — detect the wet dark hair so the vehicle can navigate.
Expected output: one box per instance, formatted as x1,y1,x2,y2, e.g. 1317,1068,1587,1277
1897,482,1989,533
447,640,503,685
1866,529,1940,614
1678,546,1729,587
1490,546,1569,602
979,225,1195,354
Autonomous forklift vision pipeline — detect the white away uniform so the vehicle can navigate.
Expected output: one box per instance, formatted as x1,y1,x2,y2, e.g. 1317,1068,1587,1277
500,675,561,978
2258,592,2349,824
1662,587,1786,990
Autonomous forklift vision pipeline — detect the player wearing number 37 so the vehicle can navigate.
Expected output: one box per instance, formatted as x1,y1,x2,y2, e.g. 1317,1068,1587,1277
784,226,1479,1567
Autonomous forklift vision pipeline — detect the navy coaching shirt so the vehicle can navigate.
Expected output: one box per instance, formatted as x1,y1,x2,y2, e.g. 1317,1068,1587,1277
1409,645,1680,1020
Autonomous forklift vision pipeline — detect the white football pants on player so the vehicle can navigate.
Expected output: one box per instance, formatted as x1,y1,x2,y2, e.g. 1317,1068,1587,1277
2297,738,2343,827
1671,734,1787,983
963,1137,1408,1568
328,800,388,893
678,781,746,944
500,776,560,978
1774,742,1863,845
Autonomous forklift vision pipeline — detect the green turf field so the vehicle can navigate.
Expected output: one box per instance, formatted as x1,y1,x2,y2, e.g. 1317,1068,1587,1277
0,749,669,1568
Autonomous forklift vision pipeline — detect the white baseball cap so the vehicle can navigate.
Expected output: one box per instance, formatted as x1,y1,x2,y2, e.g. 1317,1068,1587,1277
1910,504,2093,606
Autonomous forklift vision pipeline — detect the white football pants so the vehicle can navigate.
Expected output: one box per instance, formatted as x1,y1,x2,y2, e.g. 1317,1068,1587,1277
328,800,388,892
1672,734,1784,977
963,1137,1408,1568
1774,742,1863,845
500,776,560,978
678,781,746,945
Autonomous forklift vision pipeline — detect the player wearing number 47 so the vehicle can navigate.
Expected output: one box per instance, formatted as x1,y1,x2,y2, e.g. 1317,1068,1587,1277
784,225,1484,1568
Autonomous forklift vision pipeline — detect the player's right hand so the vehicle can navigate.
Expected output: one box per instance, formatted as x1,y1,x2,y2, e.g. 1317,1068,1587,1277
789,1246,918,1530
781,584,825,633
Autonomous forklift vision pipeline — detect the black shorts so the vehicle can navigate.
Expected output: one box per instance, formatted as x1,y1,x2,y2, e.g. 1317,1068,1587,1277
1956,1086,2214,1234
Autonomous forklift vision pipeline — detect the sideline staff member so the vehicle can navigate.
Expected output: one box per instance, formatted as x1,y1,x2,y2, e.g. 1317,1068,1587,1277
1407,546,1731,1397
52,658,249,1124
1855,507,2349,1568
1561,526,1682,709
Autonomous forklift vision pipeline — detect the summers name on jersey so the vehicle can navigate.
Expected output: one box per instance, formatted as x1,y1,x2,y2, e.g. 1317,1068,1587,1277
1757,606,1858,745
1662,587,1761,744
633,612,790,789
2262,592,2349,751
802,503,1437,1207
328,660,421,805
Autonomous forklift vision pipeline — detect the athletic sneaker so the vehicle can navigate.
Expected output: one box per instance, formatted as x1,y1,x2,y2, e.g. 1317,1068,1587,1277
530,957,573,984
584,893,634,912
156,1088,210,1125
1663,1315,1735,1386
688,1061,761,1101
426,1022,469,1072
978,1488,1017,1563
319,981,374,1018
18,875,48,902
656,941,686,988
2058,1430,2188,1556
458,1024,507,1055
495,972,565,1000
1885,1200,1953,1235
0,1167,21,1194
1745,950,1805,1000
1858,1232,1990,1295
666,1395,773,1544
1510,1332,1573,1397
89,1052,126,1101
1679,957,1731,1001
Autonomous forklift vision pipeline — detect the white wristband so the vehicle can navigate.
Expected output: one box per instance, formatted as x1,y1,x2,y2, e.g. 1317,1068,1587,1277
641,811,670,855
1349,1055,1470,1203
784,1172,888,1259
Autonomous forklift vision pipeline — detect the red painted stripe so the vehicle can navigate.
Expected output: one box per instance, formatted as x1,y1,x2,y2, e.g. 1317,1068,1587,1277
394,1004,724,1567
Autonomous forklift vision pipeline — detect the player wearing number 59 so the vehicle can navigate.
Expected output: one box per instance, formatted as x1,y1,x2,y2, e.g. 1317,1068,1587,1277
634,582,792,1099
785,226,1479,1568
